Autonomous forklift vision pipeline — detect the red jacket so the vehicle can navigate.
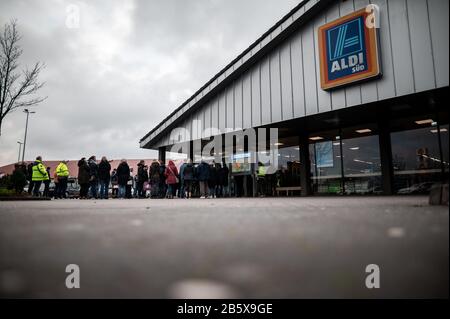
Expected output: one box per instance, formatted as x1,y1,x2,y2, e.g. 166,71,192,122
164,161,179,185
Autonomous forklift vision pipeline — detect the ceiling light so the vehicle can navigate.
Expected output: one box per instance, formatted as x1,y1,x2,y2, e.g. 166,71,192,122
349,147,360,150
274,142,284,146
309,136,324,141
431,128,448,133
415,119,434,125
356,129,372,134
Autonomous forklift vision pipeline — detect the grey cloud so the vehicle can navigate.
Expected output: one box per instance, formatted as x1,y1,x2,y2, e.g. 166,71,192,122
0,0,301,166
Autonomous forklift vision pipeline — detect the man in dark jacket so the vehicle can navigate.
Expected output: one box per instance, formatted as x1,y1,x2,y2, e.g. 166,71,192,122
149,160,160,198
182,159,195,198
137,160,148,198
98,156,111,199
158,160,166,198
196,160,210,198
218,162,230,197
88,156,99,199
78,158,90,199
208,162,218,198
117,159,130,199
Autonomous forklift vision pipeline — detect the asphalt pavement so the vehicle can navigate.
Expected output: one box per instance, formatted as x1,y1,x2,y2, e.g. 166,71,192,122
0,196,448,298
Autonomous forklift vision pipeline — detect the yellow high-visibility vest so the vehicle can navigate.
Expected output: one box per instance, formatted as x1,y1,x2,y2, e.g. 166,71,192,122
56,162,69,177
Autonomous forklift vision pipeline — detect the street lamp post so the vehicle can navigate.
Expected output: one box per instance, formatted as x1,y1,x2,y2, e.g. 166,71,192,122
22,109,36,162
17,141,23,163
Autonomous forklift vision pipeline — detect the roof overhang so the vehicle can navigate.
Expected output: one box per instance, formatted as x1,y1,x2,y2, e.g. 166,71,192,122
140,0,333,149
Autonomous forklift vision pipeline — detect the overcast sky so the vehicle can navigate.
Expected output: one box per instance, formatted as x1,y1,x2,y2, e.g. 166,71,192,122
0,0,301,166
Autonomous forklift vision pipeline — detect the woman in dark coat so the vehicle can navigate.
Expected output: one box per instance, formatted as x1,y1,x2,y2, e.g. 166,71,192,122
116,159,130,199
78,158,90,199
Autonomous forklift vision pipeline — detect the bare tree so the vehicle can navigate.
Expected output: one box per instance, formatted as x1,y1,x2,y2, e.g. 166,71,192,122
0,20,46,136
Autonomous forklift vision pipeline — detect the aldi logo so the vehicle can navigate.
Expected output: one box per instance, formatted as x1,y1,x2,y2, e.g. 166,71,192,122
318,7,381,90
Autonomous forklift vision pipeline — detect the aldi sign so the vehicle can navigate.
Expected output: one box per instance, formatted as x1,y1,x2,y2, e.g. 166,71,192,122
318,7,381,90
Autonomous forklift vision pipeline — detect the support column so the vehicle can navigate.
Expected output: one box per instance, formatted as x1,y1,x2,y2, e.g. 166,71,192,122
158,146,166,163
189,140,194,162
378,121,394,195
299,132,312,196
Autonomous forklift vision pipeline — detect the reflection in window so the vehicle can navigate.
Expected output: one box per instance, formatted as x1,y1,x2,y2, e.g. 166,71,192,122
309,131,343,194
277,145,301,188
391,125,443,194
440,124,449,174
341,134,382,195
257,136,300,196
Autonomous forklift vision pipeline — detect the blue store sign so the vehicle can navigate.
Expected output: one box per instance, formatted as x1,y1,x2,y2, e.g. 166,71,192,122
318,7,381,90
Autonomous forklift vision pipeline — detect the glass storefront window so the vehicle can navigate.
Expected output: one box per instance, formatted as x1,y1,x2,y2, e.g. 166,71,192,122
309,130,343,194
391,119,444,194
277,139,301,188
440,124,449,174
256,136,300,196
341,125,382,195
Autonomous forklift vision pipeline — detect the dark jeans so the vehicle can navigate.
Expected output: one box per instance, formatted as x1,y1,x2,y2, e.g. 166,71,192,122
199,181,208,197
57,177,68,198
166,184,176,198
32,181,42,196
159,182,166,198
79,183,89,198
137,181,145,198
184,180,193,197
89,180,98,199
43,180,50,197
126,185,132,198
99,179,109,199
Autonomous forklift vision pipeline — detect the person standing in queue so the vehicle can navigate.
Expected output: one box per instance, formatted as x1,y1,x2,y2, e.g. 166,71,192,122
43,167,51,198
127,168,134,199
110,168,118,198
178,160,187,199
98,156,111,199
218,162,230,197
31,156,49,197
208,162,218,198
55,160,70,199
78,157,90,199
137,160,148,198
158,160,166,198
117,159,130,199
88,156,99,199
182,159,195,199
149,160,160,198
164,160,179,199
196,160,210,199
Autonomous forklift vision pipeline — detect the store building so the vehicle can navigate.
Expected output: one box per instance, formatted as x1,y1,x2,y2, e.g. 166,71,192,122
140,0,449,196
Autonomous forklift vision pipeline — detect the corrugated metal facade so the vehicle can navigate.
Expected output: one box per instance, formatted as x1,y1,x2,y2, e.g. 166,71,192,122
142,0,449,149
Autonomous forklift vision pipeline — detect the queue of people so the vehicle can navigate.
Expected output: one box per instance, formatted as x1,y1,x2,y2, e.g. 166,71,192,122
11,156,231,199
